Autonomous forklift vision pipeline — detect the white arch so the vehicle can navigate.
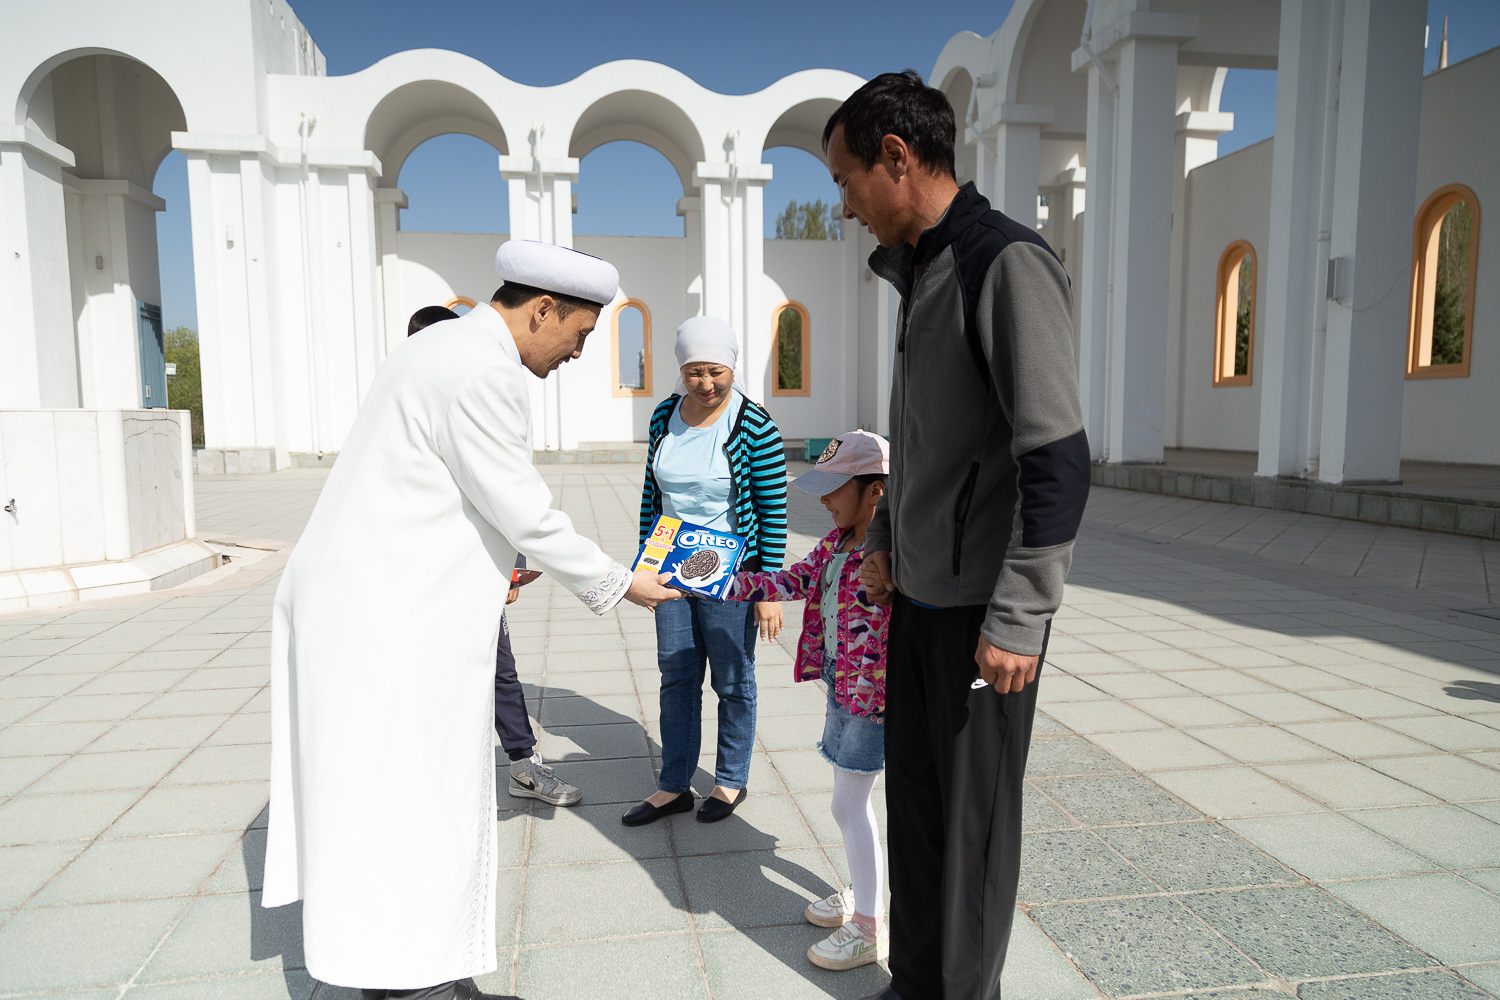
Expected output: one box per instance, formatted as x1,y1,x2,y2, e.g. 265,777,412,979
362,79,509,187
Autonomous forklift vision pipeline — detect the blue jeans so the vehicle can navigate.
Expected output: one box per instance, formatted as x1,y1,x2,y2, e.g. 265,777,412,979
654,596,757,793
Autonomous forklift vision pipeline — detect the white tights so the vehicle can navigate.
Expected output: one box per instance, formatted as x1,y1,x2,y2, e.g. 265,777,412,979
829,767,884,920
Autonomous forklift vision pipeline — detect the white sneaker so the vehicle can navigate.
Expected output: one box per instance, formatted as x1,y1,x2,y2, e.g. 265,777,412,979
808,921,887,971
804,886,854,928
507,753,581,806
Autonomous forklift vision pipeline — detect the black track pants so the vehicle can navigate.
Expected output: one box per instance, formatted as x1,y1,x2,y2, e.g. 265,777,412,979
493,613,535,761
884,596,1046,1000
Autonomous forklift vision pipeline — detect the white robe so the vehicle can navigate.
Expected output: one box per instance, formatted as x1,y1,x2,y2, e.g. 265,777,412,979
262,304,630,989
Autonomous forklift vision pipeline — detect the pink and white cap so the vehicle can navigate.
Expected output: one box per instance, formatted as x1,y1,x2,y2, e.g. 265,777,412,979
791,430,890,497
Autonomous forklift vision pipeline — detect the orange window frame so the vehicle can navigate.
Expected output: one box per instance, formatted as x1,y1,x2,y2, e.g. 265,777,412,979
1407,184,1480,380
443,296,477,311
1213,241,1257,387
611,299,653,398
770,301,811,397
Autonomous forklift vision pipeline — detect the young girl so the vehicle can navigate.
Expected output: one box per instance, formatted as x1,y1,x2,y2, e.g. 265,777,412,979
730,429,890,971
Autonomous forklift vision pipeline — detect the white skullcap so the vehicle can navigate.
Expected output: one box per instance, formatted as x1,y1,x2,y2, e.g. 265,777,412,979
673,316,749,397
494,240,619,306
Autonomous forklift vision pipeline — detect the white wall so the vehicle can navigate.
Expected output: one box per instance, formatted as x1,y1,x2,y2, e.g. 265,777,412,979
763,238,856,441
1400,47,1500,465
0,409,193,573
1174,138,1271,452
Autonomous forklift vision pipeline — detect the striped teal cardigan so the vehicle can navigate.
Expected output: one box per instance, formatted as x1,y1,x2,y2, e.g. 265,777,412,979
638,394,788,572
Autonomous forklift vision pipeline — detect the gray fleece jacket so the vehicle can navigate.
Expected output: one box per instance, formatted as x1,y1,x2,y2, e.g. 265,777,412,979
866,183,1090,655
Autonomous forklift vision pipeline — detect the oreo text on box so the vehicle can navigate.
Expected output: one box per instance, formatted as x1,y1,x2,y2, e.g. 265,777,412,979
634,515,748,602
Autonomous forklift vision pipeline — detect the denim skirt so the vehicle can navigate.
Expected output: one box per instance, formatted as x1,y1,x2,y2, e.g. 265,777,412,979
817,654,885,775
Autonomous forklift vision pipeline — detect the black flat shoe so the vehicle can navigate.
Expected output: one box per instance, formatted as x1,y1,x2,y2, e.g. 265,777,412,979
696,787,747,823
621,791,694,826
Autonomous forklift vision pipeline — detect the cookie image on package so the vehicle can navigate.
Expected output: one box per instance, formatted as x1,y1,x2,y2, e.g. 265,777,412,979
680,548,721,581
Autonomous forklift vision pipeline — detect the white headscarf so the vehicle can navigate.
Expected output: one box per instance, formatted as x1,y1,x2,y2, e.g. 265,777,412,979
672,316,749,397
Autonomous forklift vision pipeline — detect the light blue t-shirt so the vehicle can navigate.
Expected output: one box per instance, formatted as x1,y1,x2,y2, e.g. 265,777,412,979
653,391,739,531
820,549,851,658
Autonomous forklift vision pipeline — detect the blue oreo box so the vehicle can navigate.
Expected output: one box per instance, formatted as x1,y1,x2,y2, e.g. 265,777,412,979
634,515,748,602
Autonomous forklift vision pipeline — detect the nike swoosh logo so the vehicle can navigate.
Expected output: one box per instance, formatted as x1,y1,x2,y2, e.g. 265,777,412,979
513,776,535,789
970,678,990,690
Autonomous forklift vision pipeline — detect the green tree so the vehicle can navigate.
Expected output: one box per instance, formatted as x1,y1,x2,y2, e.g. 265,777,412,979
776,307,803,391
774,198,843,240
1430,200,1471,366
164,325,204,447
1234,253,1254,376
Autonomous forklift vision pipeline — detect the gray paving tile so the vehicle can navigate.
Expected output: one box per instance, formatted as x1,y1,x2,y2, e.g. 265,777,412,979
1022,783,1078,831
0,897,188,991
0,789,140,845
1284,720,1443,757
23,692,154,724
1361,754,1500,801
1259,761,1439,809
1226,813,1434,881
678,848,838,930
790,791,887,847
138,892,303,981
85,715,226,752
537,721,650,761
105,781,269,837
136,688,260,719
1151,767,1324,819
1024,736,1129,778
696,923,893,1000
1041,700,1165,733
520,857,688,943
1327,873,1500,965
1017,829,1156,904
1185,726,1340,764
1086,729,1232,771
29,748,190,793
1305,687,1444,719
205,830,265,894
124,969,317,1000
536,694,641,728
1098,822,1295,892
1345,805,1500,869
671,792,818,855
0,720,114,756
0,753,64,796
1035,774,1197,826
161,744,271,785
34,831,240,905
204,713,271,746
1030,895,1263,996
1129,695,1256,728
996,913,1097,999
0,841,86,907
523,803,672,866
540,756,655,805
1299,970,1496,1000
1460,963,1500,998
513,934,707,1000
1220,692,1349,724
1183,885,1433,980
1381,715,1500,753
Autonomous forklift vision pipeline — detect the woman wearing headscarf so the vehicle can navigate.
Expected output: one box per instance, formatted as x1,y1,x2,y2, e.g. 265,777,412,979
622,316,789,826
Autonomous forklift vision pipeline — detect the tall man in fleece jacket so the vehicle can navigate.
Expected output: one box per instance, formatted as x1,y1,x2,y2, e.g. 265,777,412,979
827,71,1090,1000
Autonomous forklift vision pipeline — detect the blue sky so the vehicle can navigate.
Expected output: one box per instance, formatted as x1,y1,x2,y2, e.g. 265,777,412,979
153,0,1500,332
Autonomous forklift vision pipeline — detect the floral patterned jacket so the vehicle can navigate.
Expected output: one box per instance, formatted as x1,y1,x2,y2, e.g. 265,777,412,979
731,527,889,721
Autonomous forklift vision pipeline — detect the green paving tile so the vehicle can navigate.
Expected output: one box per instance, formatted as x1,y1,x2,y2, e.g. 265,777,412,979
1226,813,1434,881
1327,873,1500,966
513,934,707,1000
0,897,188,991
696,923,892,1000
998,913,1097,1000
520,858,688,943
1345,805,1500,869
1098,821,1295,891
1023,783,1078,831
1459,963,1500,997
1298,969,1496,999
1030,895,1264,996
1024,737,1129,778
1034,774,1197,826
1017,829,1155,904
678,848,838,930
1183,885,1433,980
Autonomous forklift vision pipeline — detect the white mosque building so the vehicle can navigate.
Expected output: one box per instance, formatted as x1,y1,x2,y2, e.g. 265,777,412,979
2,0,1497,608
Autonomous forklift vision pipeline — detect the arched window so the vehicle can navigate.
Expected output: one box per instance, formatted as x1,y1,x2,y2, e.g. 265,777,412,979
612,299,651,397
772,301,811,396
1213,241,1257,387
1408,185,1479,379
443,296,476,314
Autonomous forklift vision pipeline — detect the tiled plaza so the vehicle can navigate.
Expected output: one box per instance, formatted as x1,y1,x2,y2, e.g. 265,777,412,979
1,465,1499,999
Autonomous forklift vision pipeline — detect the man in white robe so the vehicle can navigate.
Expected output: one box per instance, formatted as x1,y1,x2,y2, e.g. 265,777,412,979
263,242,677,998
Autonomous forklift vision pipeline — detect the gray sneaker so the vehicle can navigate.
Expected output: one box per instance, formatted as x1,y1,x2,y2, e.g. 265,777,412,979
507,753,581,806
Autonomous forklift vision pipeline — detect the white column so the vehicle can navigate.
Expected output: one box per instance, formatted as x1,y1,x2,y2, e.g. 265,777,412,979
1165,110,1233,447
694,160,773,396
374,187,408,356
989,106,1051,229
1256,0,1424,484
0,129,78,408
1075,66,1115,462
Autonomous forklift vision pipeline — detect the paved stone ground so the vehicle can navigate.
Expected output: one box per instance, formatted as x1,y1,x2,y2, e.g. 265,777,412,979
1,466,1498,1000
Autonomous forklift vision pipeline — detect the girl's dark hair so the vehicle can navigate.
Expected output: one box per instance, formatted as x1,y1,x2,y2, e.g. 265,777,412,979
406,305,459,336
852,473,887,493
822,70,956,179
490,282,593,318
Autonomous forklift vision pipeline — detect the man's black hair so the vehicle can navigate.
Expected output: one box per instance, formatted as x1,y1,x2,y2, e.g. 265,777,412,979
407,305,459,336
822,70,956,179
491,282,593,319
